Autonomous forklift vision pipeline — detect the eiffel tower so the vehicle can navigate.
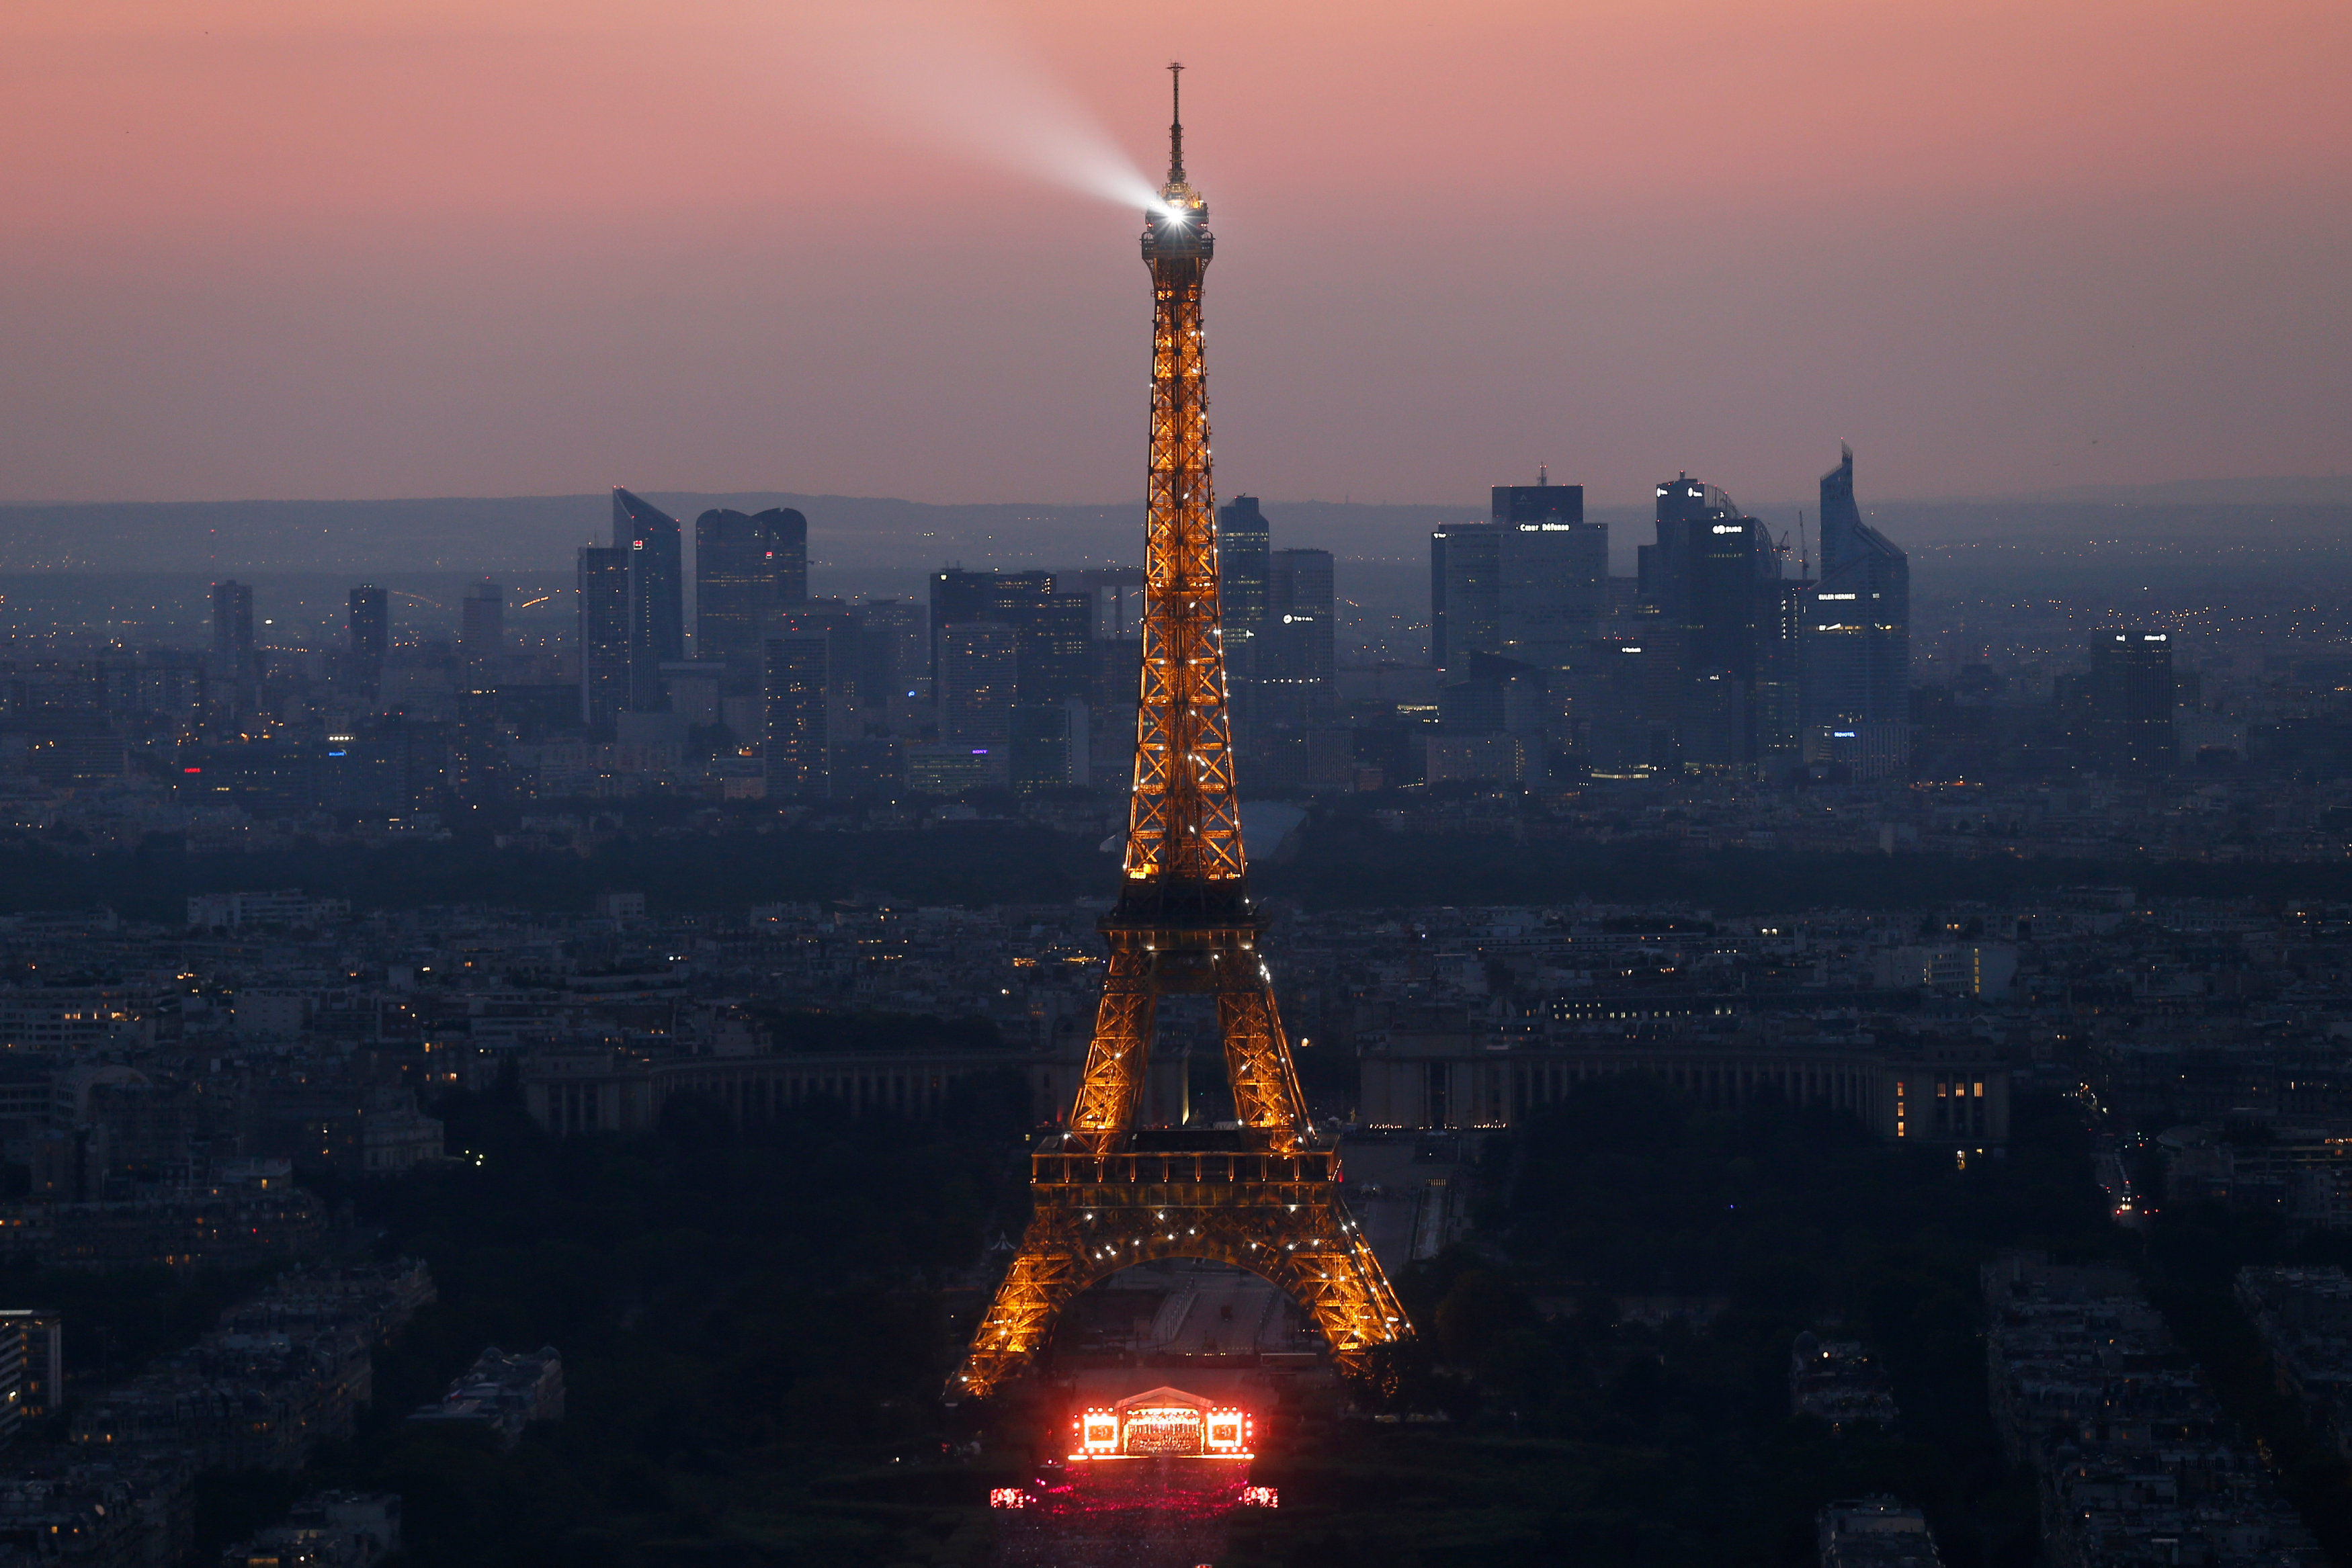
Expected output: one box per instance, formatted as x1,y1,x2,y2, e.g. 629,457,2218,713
950,67,1411,1402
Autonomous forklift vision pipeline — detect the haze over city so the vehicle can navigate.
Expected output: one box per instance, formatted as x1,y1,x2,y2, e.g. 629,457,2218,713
4,0,2347,509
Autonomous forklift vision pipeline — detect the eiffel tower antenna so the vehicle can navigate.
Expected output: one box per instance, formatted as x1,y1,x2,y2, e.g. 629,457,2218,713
950,73,1411,1404
1167,60,1185,185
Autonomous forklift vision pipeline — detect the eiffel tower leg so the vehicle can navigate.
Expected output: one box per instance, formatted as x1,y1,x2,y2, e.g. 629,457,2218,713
1217,978,1310,1147
951,1201,1089,1401
952,1183,1412,1400
950,942,1157,1399
1064,941,1157,1151
1215,976,1409,1364
1225,1201,1413,1369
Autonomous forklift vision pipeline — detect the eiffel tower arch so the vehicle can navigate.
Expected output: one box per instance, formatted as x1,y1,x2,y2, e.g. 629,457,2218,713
950,68,1412,1401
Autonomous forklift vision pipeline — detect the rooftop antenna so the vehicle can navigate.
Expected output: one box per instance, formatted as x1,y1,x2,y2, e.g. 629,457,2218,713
1166,61,1185,185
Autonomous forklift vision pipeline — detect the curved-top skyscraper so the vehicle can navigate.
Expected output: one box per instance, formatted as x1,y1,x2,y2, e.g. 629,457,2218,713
1802,444,1910,776
612,487,685,713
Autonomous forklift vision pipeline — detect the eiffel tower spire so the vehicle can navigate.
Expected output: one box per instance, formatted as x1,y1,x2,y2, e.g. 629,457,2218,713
1166,60,1185,187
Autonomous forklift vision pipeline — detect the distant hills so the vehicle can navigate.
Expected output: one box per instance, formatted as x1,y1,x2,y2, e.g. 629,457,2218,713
2005,474,2352,508
0,493,1472,576
0,481,2347,588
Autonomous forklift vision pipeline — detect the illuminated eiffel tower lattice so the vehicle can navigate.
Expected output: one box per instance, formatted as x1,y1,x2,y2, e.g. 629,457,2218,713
950,68,1412,1402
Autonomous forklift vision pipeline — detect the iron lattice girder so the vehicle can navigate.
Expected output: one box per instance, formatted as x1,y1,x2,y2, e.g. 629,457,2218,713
1062,924,1310,1154
1062,943,1156,1143
952,1172,1409,1402
1124,263,1244,889
1218,984,1311,1146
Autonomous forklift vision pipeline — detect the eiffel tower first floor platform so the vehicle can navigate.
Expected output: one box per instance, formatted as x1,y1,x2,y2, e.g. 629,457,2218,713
950,1140,1409,1401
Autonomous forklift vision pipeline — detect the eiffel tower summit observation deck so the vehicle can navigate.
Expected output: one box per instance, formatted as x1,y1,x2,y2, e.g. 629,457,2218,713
950,68,1413,1402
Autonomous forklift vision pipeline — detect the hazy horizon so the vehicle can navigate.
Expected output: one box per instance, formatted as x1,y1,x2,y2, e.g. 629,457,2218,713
9,481,2352,591
7,468,2352,516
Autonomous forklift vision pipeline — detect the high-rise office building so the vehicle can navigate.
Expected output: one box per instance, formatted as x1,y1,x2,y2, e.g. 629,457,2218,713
763,603,862,784
1064,567,1147,642
1562,640,1675,774
450,634,505,792
0,1315,24,1445
1685,516,1773,682
1010,699,1090,793
695,507,809,694
460,582,503,690
1259,548,1337,690
1233,546,1337,739
348,585,387,699
1019,594,1093,704
852,599,925,704
1217,495,1272,666
1757,578,1809,765
211,580,255,703
775,511,811,605
577,547,632,733
938,621,1019,749
776,601,859,686
928,570,1091,701
1685,514,1768,769
2090,630,2176,772
1801,445,1910,771
763,633,831,799
931,569,1042,677
612,488,685,712
0,1310,60,1422
1679,668,1749,770
1638,475,1787,770
1494,474,1605,672
1430,523,1501,671
1640,473,1743,616
1438,651,1550,744
1088,631,1144,783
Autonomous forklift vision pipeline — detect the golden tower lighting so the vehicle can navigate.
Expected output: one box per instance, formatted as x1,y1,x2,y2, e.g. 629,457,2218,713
950,67,1413,1401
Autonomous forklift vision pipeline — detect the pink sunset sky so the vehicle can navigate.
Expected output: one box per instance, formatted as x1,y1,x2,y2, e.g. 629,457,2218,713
2,0,2346,509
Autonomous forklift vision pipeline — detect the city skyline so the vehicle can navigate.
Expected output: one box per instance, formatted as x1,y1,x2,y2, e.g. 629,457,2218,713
0,2,2343,509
